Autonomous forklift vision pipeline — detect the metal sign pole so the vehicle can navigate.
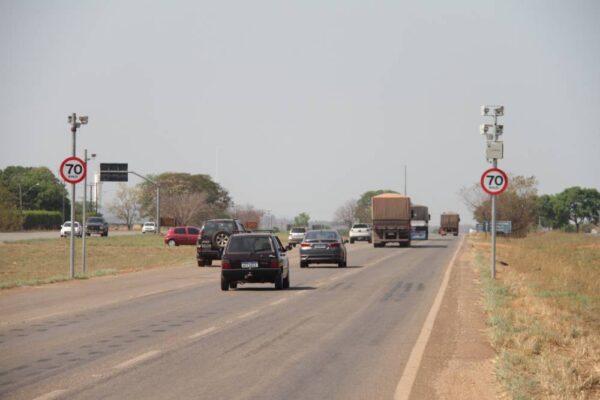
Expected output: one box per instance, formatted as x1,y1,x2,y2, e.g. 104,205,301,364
69,114,76,279
82,149,87,275
491,158,497,279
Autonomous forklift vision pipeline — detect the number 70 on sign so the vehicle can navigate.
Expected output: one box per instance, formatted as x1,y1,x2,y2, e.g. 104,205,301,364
59,156,87,184
480,167,508,195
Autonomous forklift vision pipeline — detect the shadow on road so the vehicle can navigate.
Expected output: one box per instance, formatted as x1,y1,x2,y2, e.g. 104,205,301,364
303,265,363,269
234,286,316,291
409,244,449,249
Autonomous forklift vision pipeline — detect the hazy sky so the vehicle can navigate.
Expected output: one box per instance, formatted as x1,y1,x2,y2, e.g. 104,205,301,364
1,0,599,224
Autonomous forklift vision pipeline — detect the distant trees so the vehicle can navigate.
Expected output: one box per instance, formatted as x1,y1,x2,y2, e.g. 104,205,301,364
537,187,600,232
0,182,21,230
0,166,69,212
293,212,310,227
460,175,539,236
137,172,231,226
108,184,141,230
334,199,357,228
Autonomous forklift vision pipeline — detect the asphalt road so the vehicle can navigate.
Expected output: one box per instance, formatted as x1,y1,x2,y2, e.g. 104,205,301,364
0,235,461,400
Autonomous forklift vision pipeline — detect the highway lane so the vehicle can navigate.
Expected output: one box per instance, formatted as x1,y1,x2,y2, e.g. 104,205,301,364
0,236,461,400
0,230,140,243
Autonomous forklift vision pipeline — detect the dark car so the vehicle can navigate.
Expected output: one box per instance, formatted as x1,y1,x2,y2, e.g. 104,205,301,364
165,226,201,246
196,219,247,266
299,230,347,268
85,217,109,237
220,233,289,291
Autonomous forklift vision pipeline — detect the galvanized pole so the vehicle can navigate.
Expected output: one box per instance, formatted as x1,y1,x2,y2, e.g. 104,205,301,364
491,113,498,279
156,185,160,235
69,113,76,279
82,149,88,275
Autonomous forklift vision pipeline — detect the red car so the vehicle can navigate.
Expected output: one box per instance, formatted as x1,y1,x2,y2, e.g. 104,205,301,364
164,226,201,246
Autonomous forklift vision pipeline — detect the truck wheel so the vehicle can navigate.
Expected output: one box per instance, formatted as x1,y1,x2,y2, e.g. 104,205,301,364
197,259,205,267
221,276,229,291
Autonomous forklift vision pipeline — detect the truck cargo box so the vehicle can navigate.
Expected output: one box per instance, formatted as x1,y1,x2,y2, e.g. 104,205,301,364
372,193,411,221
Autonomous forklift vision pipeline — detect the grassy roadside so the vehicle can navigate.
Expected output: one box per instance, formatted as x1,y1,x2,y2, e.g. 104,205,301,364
0,235,196,289
473,232,600,399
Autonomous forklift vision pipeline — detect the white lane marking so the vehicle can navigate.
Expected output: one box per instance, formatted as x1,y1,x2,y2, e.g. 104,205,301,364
394,236,465,400
295,290,308,296
237,310,258,319
31,390,68,400
269,298,288,306
188,326,217,339
113,350,160,370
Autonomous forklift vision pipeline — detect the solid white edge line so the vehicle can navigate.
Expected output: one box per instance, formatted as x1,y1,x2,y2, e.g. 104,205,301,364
31,389,68,400
393,236,465,400
188,326,217,339
113,350,160,370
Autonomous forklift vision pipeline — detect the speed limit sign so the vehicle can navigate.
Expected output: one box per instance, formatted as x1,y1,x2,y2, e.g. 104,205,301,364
481,167,508,195
60,156,87,184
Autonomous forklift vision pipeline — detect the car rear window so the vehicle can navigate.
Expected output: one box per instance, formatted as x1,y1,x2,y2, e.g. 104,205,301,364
204,221,236,232
353,224,368,229
88,217,104,223
291,228,306,233
227,236,273,253
304,231,339,242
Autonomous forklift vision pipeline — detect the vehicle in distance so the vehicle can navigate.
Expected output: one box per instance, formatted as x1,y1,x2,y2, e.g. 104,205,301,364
299,230,347,268
439,213,460,236
165,226,200,246
349,223,371,243
197,219,247,266
85,216,108,237
60,221,82,238
287,227,307,247
220,233,289,291
142,221,157,234
410,205,430,240
372,193,412,247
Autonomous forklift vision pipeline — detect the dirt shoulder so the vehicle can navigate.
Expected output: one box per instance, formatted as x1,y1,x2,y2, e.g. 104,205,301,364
409,237,502,399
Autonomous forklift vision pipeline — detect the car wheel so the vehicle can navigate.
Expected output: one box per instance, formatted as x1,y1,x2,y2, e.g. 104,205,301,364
338,260,347,268
300,261,308,268
168,239,177,247
197,259,205,267
204,258,213,266
283,272,290,289
229,282,237,289
221,276,229,291
274,271,284,290
350,238,354,244
212,231,230,249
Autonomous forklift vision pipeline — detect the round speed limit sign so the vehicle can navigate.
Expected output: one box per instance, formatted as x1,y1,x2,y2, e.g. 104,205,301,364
481,167,508,195
60,156,87,184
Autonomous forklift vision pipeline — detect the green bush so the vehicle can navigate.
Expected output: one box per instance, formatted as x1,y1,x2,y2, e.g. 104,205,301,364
22,210,63,230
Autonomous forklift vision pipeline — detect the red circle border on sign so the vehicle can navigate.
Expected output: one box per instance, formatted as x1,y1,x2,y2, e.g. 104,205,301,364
60,156,87,184
480,167,508,196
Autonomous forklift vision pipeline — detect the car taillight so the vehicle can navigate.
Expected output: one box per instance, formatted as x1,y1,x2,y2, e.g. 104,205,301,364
300,242,311,248
222,259,231,269
329,243,340,248
270,259,279,268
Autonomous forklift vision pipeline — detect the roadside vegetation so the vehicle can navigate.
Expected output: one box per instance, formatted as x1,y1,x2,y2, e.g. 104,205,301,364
0,235,196,289
474,232,600,399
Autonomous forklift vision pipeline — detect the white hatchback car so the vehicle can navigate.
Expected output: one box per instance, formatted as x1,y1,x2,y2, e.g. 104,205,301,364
349,223,371,243
60,221,82,237
142,221,157,234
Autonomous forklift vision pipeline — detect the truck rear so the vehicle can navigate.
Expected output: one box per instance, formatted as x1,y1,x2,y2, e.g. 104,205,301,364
371,193,412,247
439,213,460,236
410,205,430,240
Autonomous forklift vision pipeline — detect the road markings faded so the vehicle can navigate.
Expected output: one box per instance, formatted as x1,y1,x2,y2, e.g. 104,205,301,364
236,310,258,319
113,350,160,370
394,236,465,400
188,326,217,339
269,297,288,306
31,390,68,400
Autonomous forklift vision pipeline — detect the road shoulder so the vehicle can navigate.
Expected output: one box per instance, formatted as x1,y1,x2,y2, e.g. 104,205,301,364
409,237,501,399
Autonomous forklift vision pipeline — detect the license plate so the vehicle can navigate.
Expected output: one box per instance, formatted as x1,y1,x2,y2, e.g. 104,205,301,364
201,243,211,249
241,261,259,269
314,244,327,249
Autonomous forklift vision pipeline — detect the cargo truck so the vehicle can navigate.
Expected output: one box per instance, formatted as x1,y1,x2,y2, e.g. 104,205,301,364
410,205,430,240
372,193,412,247
439,212,460,236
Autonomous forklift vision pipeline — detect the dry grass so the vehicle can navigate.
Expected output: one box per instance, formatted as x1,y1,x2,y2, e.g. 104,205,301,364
473,232,600,400
0,235,196,289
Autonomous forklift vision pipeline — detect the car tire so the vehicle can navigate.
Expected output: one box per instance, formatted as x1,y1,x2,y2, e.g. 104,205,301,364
229,282,237,289
350,238,354,244
212,231,230,249
338,260,347,268
283,272,290,289
274,271,284,290
197,259,205,267
168,239,177,247
300,261,308,268
221,276,229,291
204,258,213,266
368,239,372,243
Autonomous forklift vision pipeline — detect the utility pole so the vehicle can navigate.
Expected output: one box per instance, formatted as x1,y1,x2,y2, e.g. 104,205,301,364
481,106,505,279
81,149,96,274
67,113,88,278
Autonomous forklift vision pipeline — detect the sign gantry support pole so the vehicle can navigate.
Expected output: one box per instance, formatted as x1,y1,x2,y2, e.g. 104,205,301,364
69,114,77,279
